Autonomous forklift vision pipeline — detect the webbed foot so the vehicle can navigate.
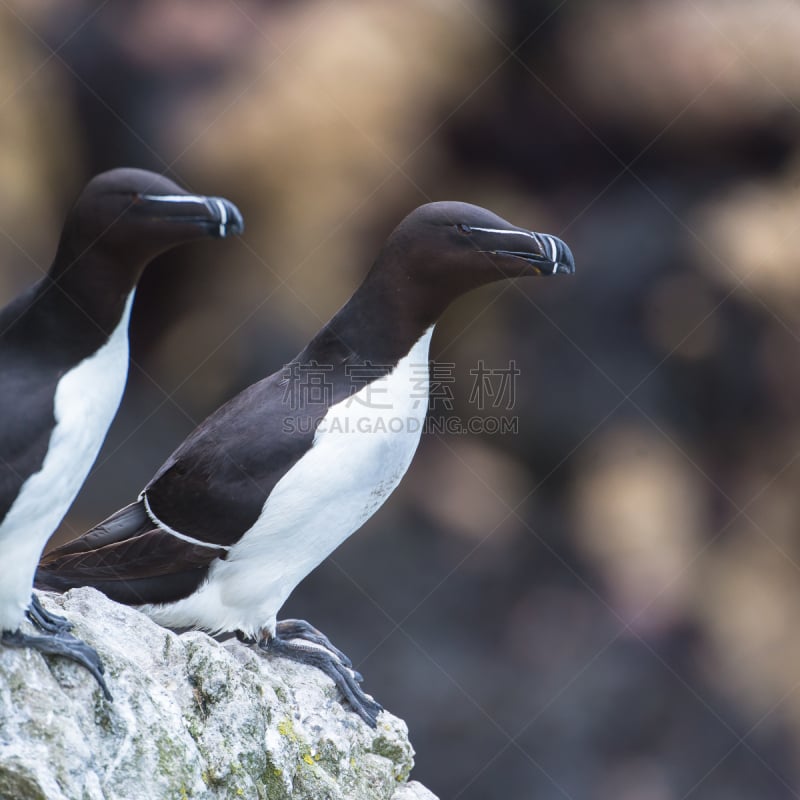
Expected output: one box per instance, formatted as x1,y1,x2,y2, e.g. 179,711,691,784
275,618,354,669
26,593,73,634
250,620,381,727
1,627,112,701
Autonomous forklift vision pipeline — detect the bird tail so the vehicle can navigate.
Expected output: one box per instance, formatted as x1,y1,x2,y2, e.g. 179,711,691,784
33,569,77,593
35,501,152,592
35,499,219,606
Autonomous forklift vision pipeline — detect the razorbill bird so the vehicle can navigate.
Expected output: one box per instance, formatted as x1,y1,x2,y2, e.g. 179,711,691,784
1,168,244,697
36,201,574,722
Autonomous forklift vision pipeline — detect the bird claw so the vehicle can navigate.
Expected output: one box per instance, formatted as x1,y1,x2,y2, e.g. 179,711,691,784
256,622,381,727
275,619,353,668
1,627,112,701
26,593,73,634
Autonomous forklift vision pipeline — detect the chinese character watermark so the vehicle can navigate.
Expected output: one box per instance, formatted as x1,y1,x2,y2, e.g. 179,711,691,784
344,362,391,408
428,361,456,411
280,358,521,435
282,361,333,409
468,359,520,410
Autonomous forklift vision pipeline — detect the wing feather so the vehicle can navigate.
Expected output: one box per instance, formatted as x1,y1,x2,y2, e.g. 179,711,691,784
36,499,226,605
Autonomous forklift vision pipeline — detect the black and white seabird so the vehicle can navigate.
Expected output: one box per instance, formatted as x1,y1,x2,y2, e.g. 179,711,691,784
36,201,574,722
1,168,243,697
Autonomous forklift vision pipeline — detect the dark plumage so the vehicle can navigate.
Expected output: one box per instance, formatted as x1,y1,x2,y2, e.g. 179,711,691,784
38,201,574,721
1,168,243,696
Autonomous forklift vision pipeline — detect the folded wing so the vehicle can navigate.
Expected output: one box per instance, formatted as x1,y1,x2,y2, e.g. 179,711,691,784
35,500,227,606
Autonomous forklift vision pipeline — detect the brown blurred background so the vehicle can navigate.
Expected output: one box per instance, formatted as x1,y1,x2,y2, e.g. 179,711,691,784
3,0,800,797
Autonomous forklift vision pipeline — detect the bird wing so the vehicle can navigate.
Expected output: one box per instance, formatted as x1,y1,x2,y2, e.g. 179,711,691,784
36,369,330,605
141,372,324,547
38,354,355,603
0,310,61,523
36,500,227,605
0,375,56,523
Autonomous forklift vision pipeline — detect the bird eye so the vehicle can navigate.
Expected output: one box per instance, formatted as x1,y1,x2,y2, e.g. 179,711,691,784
456,223,472,234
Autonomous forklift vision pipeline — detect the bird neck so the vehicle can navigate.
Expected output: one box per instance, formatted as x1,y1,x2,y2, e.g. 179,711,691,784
47,238,143,337
26,245,141,352
300,254,444,368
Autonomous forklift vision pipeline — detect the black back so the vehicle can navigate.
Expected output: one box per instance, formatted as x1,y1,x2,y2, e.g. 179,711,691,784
36,200,575,604
0,168,243,524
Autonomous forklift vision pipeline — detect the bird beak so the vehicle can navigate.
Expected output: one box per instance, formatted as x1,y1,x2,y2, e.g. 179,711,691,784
492,232,575,276
474,227,575,275
137,193,245,238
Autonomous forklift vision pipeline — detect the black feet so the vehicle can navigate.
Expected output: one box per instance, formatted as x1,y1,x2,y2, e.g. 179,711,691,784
26,594,73,635
275,619,354,670
249,620,382,727
2,627,112,701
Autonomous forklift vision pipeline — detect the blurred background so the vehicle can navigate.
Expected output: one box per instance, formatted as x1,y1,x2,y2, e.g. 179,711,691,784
3,0,800,797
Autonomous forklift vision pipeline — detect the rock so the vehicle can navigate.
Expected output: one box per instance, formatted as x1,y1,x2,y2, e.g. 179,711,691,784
0,588,437,800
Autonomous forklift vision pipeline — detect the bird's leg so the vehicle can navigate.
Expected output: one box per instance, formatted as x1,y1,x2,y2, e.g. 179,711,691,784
257,630,382,727
275,619,354,669
237,620,360,678
26,593,73,634
1,628,112,701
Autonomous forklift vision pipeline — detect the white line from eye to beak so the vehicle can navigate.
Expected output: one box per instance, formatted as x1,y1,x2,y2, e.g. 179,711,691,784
140,194,210,204
140,193,229,235
469,226,536,238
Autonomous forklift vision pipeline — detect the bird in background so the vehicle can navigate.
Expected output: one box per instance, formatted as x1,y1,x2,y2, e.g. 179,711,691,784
37,201,574,723
1,168,244,697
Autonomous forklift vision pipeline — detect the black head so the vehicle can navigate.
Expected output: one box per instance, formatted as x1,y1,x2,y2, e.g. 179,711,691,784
367,201,574,327
391,200,573,280
40,168,244,334
301,201,575,365
54,168,244,276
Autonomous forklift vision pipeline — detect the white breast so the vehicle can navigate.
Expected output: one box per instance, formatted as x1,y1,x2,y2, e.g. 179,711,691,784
0,292,135,630
142,326,435,637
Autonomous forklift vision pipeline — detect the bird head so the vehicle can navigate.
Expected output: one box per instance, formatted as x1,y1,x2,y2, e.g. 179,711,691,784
58,168,244,268
373,201,574,325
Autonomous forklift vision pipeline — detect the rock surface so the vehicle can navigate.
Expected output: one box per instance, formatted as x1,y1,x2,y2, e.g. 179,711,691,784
0,588,437,800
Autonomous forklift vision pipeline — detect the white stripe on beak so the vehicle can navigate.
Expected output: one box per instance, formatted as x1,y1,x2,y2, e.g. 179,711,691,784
471,226,563,270
213,198,227,237
544,235,558,271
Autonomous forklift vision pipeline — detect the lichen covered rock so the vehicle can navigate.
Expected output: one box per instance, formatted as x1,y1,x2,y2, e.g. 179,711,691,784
0,588,437,800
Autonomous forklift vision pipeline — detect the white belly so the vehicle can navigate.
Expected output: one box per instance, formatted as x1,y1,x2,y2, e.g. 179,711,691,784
0,292,134,630
142,326,434,637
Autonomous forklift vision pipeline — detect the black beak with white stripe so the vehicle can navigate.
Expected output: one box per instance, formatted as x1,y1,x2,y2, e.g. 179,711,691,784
36,200,575,726
136,193,244,239
470,226,575,275
1,168,243,699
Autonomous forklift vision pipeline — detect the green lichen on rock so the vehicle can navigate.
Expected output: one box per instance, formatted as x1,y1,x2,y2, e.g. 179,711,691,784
256,754,292,800
277,716,298,741
0,588,437,800
371,727,415,781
